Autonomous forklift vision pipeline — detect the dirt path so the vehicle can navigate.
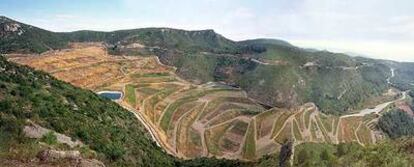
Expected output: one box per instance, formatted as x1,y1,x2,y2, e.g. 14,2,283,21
271,114,296,140
120,64,128,76
192,102,210,156
251,59,270,65
133,85,187,156
205,117,239,130
156,86,191,126
354,123,364,145
334,118,342,143
315,116,332,142
334,91,407,145
120,103,176,156
341,91,407,118
172,104,201,155
234,121,252,157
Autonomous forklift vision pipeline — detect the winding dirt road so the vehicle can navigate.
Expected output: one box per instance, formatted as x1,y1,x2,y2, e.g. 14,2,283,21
341,91,407,118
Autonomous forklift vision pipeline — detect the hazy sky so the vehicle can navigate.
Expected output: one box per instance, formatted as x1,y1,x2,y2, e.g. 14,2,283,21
1,0,413,62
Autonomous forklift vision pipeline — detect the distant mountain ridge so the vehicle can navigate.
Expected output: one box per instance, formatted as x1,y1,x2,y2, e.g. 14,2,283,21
0,16,67,53
0,16,239,54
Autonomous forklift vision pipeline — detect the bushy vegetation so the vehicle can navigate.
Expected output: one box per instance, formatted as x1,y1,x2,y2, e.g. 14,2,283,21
40,132,57,145
378,109,414,139
0,16,68,53
389,62,414,91
180,157,252,167
294,142,414,167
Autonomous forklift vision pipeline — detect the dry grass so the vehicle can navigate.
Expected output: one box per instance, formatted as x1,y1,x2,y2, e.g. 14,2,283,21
338,117,363,143
176,103,205,158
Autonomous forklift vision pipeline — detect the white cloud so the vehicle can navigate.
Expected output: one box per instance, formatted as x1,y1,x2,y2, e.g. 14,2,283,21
290,39,414,62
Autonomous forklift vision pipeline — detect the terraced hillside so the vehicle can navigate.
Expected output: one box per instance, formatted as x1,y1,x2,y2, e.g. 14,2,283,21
9,43,407,160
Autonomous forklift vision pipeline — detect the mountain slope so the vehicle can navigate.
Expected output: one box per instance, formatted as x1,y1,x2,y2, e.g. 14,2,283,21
1,16,413,115
62,28,239,55
152,39,391,114
0,55,178,166
235,44,390,114
0,16,68,53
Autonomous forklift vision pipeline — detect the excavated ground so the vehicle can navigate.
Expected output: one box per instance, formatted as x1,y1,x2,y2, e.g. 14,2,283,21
9,42,405,160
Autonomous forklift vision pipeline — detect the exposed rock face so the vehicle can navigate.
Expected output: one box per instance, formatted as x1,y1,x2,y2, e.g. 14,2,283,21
78,159,106,167
125,42,145,49
395,101,414,117
5,23,20,32
23,120,84,148
37,150,81,161
37,149,105,167
0,18,24,37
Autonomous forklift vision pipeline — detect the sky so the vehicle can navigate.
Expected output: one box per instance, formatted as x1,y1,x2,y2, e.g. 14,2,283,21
1,0,413,62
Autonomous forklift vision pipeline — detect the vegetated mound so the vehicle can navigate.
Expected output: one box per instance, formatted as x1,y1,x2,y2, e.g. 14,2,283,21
2,16,414,115
294,140,414,166
378,109,414,139
0,16,67,53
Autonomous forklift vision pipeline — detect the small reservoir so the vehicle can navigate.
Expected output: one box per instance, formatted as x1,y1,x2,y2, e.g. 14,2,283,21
97,91,123,100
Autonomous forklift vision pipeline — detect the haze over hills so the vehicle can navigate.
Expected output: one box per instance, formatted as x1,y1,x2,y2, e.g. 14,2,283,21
1,16,414,166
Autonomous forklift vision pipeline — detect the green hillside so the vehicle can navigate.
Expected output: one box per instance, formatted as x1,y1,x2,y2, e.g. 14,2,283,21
294,140,414,167
0,16,67,53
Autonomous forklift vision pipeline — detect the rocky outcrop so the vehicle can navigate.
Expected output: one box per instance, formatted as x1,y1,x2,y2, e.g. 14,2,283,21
37,149,105,167
0,17,24,37
23,120,84,148
37,150,81,161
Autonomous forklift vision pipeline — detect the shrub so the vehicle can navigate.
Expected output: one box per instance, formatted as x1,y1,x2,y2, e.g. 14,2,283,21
41,132,57,145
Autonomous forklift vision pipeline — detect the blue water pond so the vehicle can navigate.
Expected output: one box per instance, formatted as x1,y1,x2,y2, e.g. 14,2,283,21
98,91,122,100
